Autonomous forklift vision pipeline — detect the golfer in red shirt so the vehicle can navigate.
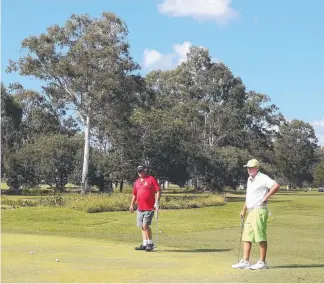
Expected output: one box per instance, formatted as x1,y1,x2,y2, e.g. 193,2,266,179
129,165,160,251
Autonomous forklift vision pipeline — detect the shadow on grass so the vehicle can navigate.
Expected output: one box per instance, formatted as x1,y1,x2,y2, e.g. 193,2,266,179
162,190,196,194
225,191,246,195
158,248,232,253
288,193,324,196
271,264,324,269
266,199,293,203
227,196,293,204
226,197,245,203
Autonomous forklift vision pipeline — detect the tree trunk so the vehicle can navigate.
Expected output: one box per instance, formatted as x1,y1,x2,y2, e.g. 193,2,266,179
119,179,124,193
8,177,21,195
81,114,90,194
104,180,113,193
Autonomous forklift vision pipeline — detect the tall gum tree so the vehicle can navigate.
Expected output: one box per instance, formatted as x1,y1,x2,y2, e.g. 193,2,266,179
7,13,141,193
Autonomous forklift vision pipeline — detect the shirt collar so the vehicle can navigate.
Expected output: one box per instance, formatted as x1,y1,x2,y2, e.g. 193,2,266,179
139,175,149,180
248,171,260,181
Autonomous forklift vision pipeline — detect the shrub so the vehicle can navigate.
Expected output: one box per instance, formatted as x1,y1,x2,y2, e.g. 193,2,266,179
66,193,225,213
1,193,225,212
21,188,54,196
1,198,38,209
66,193,129,213
1,195,64,209
38,195,64,207
161,194,225,209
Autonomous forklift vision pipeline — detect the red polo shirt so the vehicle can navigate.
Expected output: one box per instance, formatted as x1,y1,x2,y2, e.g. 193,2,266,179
133,175,160,211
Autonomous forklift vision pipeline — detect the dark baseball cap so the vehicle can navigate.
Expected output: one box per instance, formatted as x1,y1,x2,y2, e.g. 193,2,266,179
137,165,148,172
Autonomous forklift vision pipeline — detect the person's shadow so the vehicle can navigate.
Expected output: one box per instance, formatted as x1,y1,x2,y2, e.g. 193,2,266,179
271,264,324,269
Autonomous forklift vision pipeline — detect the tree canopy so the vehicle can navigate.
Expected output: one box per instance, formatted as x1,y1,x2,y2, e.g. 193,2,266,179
3,12,320,193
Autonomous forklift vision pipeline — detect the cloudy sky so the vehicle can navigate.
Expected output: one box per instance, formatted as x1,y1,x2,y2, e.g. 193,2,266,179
2,0,324,145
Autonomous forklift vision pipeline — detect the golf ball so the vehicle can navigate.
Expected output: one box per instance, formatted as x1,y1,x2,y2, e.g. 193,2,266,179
56,259,59,262
269,212,272,216
30,252,33,255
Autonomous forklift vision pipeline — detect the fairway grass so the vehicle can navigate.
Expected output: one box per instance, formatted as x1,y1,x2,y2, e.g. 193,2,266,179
2,192,324,283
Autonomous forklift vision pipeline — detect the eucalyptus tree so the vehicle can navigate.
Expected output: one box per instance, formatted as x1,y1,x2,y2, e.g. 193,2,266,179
275,120,318,188
7,13,141,193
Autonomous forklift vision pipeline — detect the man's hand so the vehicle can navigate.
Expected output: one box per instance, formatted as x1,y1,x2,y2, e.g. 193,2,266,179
240,209,246,219
260,198,267,205
154,202,159,210
129,205,134,213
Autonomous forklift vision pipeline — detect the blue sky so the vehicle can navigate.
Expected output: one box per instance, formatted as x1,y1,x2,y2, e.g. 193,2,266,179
2,0,324,145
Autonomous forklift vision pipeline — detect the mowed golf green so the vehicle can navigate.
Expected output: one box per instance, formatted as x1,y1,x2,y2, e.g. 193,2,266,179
2,192,324,283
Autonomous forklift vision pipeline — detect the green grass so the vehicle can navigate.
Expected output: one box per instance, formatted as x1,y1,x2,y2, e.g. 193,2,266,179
1,182,9,189
1,191,324,282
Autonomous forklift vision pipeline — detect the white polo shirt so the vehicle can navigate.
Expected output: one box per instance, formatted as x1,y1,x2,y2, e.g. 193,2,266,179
246,171,276,209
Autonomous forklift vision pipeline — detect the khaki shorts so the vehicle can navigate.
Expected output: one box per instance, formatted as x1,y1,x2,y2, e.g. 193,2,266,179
242,207,268,243
137,210,154,227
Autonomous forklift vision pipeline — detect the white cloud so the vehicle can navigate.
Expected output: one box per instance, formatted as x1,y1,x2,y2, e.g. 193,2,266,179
142,41,192,71
143,49,174,70
143,50,163,67
311,117,324,146
173,41,192,64
158,0,238,25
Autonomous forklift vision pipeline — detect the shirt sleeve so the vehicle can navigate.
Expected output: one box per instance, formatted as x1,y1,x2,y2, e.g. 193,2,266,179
151,176,160,192
265,175,276,189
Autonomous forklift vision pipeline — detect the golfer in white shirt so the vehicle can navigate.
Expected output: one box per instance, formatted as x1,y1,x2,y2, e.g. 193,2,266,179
232,159,280,270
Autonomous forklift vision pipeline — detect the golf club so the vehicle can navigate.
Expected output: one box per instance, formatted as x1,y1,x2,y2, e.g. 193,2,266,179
268,211,276,223
237,216,245,262
154,208,159,248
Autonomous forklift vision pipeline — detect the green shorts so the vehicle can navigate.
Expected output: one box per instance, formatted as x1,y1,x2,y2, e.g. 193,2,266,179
242,207,268,243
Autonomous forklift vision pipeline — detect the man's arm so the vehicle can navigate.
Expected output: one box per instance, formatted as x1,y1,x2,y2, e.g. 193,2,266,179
130,181,137,213
240,200,247,219
150,176,161,209
155,190,161,209
129,195,137,213
261,182,280,204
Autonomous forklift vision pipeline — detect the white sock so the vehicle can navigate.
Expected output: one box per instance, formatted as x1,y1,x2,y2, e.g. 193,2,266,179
148,240,153,244
143,240,148,246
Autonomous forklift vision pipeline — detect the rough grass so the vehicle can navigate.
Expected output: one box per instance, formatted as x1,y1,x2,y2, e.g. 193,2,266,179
1,195,64,209
1,191,324,282
66,193,131,213
2,193,225,212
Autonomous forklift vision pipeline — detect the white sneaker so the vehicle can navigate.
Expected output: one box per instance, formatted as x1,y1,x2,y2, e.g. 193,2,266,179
250,260,268,270
232,260,250,269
